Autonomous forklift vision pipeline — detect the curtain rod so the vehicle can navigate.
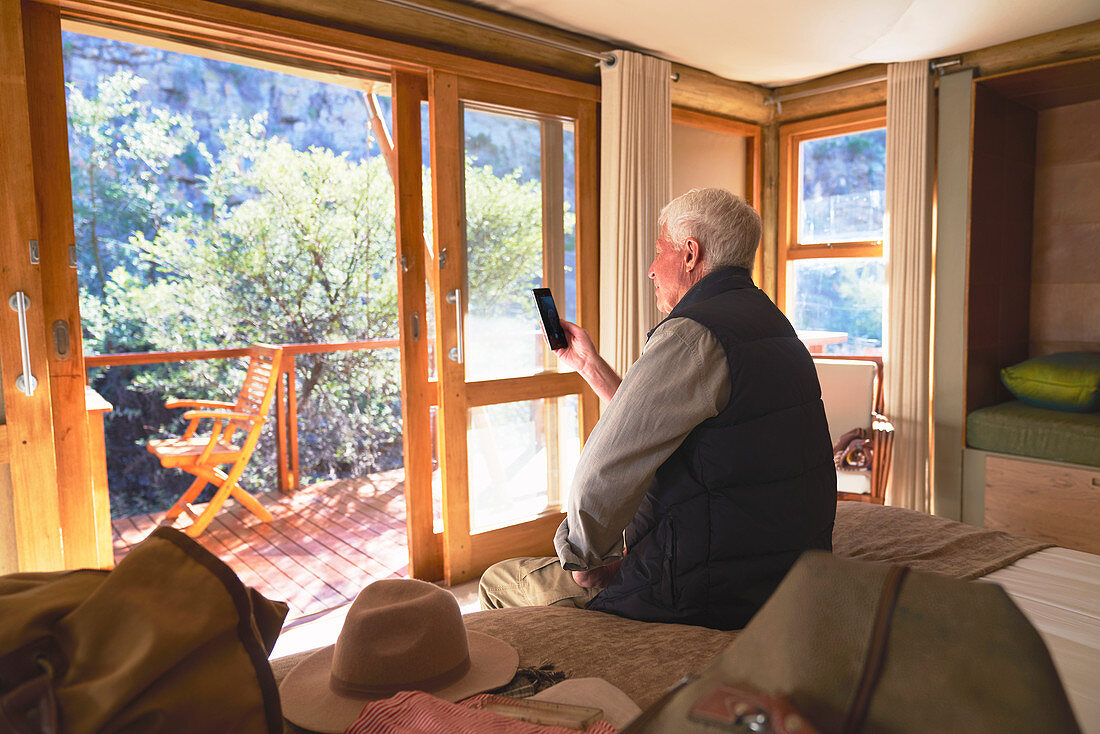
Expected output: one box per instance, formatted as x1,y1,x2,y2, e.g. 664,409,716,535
767,57,962,105
769,74,887,105
371,0,616,64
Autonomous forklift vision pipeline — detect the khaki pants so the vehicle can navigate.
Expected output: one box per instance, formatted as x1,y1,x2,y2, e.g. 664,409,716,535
478,556,603,611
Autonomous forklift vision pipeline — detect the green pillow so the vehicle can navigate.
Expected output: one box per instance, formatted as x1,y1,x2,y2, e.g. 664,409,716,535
1000,352,1100,413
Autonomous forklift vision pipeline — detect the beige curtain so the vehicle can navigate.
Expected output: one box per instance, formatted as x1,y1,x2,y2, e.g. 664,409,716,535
884,60,934,511
599,50,671,377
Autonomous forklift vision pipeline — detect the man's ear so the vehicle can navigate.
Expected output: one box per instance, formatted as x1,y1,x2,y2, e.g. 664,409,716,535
683,238,701,272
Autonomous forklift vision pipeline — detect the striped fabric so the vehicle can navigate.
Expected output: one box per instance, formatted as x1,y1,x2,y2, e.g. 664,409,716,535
345,691,619,734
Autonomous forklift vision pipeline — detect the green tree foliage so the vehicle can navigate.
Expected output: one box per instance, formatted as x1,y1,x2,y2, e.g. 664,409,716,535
464,162,544,315
799,128,886,242
801,129,886,199
70,72,548,517
788,258,884,353
122,115,402,502
67,71,200,310
131,115,398,351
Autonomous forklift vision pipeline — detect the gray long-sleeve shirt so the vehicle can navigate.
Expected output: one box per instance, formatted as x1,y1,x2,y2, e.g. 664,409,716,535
554,317,731,571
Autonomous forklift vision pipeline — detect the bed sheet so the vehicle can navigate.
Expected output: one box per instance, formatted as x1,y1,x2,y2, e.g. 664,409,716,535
985,547,1100,733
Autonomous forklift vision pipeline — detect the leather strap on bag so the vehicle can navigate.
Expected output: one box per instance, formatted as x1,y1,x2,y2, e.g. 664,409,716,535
0,636,66,734
843,565,909,734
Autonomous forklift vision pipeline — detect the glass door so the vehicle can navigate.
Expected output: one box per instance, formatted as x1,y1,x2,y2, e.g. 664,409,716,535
428,72,598,584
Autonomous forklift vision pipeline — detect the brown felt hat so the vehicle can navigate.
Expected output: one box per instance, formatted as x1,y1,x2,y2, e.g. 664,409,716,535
279,578,518,733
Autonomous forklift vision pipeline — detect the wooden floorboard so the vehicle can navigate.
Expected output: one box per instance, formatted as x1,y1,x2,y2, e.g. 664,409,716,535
111,470,412,621
278,491,409,575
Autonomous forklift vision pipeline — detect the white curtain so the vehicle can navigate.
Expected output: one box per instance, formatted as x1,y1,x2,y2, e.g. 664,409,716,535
884,60,934,512
599,50,671,377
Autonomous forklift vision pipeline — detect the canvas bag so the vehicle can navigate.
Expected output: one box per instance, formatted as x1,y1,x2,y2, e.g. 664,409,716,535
624,551,1081,733
0,527,288,734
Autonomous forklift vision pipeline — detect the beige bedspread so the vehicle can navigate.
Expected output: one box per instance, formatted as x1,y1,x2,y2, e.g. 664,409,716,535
274,503,1055,731
832,502,1050,579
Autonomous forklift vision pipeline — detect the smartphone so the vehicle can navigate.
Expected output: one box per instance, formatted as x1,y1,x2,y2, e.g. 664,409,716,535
532,288,568,350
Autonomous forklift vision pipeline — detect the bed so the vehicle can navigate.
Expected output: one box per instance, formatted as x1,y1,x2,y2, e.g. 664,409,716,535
272,503,1099,733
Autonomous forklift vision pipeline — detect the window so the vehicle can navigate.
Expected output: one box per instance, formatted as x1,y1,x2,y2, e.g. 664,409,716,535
778,107,886,356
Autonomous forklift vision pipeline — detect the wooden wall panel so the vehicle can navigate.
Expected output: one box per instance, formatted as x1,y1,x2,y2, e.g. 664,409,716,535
667,64,770,125
959,20,1100,80
760,123,779,300
985,456,1100,554
1030,97,1100,356
773,66,888,124
965,84,1036,415
668,107,764,287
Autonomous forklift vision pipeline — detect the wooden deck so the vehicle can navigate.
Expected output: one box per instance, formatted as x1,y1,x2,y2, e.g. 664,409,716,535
112,469,410,622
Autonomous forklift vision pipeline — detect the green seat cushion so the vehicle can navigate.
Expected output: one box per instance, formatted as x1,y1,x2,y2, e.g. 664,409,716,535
967,401,1100,468
1000,351,1100,412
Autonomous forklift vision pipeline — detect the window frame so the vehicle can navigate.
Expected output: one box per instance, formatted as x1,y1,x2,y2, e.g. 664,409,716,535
776,105,887,320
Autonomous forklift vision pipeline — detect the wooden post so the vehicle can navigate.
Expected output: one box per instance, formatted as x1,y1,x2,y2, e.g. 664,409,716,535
540,118,565,507
23,2,101,569
574,100,600,443
287,354,298,491
84,387,113,567
0,0,63,571
393,70,442,581
429,70,474,585
275,354,298,492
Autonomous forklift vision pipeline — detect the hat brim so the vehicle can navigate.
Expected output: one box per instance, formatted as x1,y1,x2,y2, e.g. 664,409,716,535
280,631,518,734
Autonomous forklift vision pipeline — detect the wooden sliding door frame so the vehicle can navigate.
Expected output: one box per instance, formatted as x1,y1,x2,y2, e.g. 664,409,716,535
24,3,104,569
430,71,599,585
56,0,599,103
1,0,66,571
392,70,443,581
11,0,599,579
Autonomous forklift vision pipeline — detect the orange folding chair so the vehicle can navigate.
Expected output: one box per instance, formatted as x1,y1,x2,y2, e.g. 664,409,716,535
147,344,283,536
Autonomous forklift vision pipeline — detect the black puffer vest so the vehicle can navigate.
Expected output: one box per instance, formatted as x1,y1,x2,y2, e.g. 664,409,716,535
585,267,836,630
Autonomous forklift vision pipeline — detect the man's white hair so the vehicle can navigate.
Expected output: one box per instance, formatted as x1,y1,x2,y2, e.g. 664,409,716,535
658,188,761,272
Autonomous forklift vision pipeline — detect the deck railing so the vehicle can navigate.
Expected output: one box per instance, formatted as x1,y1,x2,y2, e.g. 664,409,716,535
84,339,399,493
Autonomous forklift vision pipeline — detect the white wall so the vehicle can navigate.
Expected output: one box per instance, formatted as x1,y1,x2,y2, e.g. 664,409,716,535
671,122,746,199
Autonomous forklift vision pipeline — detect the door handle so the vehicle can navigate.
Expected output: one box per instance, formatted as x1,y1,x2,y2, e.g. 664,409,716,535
446,289,463,363
8,292,37,396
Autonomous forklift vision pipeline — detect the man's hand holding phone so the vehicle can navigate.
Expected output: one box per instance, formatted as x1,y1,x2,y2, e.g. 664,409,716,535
554,321,621,404
552,320,597,372
532,288,621,402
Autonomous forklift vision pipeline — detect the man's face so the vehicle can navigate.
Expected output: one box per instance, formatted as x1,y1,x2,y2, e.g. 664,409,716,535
649,225,695,314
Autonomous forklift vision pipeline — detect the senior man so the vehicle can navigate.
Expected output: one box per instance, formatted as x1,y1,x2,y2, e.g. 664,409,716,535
479,188,836,630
